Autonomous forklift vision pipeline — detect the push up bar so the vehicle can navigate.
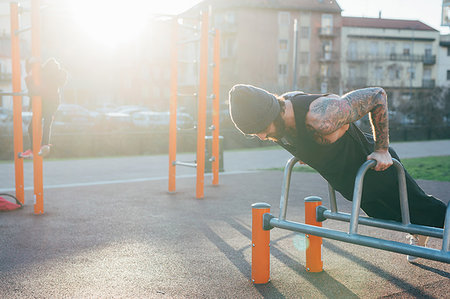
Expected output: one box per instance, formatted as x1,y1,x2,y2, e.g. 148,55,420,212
252,157,450,284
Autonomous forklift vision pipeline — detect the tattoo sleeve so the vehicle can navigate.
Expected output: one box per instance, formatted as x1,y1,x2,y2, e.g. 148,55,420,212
308,87,389,151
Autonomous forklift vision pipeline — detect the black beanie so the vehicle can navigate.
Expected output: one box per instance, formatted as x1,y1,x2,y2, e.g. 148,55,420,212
228,84,280,134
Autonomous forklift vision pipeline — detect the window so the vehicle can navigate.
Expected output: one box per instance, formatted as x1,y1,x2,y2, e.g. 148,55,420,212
408,67,415,80
424,45,432,57
403,43,411,55
447,47,450,56
447,70,450,80
221,37,235,58
321,14,333,32
279,39,288,51
278,12,290,26
225,12,235,24
375,66,383,81
370,42,379,57
349,67,356,78
279,64,287,75
300,52,309,64
348,41,357,59
300,26,309,38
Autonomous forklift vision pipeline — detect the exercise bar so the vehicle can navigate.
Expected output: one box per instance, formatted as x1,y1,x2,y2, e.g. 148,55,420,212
264,215,450,263
173,161,197,168
0,91,27,96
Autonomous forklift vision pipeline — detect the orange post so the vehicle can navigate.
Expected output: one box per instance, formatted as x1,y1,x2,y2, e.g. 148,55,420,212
211,29,220,186
31,0,43,214
305,196,323,272
252,203,271,284
10,2,24,205
168,18,178,193
196,10,209,199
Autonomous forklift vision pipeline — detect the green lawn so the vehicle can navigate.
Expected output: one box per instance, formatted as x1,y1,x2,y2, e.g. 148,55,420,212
269,156,450,182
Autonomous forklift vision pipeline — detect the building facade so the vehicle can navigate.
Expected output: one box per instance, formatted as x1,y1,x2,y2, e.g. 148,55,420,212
341,17,439,107
183,0,342,100
437,34,450,88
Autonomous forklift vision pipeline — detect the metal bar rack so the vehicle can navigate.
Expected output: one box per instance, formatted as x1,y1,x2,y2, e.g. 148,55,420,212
252,156,450,283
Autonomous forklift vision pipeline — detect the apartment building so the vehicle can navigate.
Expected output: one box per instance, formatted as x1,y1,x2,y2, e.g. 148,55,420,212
437,34,450,88
183,0,342,98
341,17,439,106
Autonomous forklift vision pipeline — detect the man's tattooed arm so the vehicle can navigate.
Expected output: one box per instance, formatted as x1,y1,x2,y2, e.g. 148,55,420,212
307,87,389,151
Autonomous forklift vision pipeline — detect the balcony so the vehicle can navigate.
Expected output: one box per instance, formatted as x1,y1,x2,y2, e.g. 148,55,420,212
318,27,339,38
422,79,435,88
318,51,339,62
423,55,436,65
346,53,365,63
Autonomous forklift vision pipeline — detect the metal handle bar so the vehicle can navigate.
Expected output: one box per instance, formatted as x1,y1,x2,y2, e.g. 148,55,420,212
349,158,409,234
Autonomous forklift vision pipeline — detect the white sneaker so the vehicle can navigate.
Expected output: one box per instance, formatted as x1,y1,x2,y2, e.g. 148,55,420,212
406,234,429,262
38,145,51,157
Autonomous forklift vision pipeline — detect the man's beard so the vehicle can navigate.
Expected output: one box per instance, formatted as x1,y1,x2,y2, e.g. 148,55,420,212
267,116,287,142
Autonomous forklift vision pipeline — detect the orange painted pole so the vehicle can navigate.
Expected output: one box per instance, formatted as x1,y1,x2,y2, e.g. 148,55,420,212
31,0,43,214
252,203,271,284
305,196,323,272
168,18,178,193
10,2,24,205
211,29,220,186
196,10,209,199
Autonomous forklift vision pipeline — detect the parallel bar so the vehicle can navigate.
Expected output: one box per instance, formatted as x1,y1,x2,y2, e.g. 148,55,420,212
211,29,220,186
10,2,24,205
195,9,208,199
31,0,43,214
322,210,444,238
349,159,409,234
173,161,197,168
279,156,299,220
442,204,450,251
328,183,337,213
269,217,450,263
168,18,178,193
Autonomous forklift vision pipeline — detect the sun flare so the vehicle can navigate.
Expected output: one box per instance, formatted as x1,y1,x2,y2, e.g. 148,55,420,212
69,0,170,48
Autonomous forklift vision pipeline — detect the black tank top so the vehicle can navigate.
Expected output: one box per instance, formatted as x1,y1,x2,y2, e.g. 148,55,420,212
278,93,399,201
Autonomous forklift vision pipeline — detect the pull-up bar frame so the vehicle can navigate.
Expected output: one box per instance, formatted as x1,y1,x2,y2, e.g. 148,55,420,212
10,0,44,214
168,9,221,199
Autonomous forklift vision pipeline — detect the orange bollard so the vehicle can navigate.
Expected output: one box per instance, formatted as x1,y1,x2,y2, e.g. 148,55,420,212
305,196,323,272
251,203,271,284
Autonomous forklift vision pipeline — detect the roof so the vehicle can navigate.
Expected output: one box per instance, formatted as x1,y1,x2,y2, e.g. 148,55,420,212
342,17,437,31
183,0,342,14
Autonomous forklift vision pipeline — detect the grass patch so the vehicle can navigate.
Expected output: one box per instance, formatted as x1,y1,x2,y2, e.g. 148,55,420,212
401,156,450,182
267,156,450,182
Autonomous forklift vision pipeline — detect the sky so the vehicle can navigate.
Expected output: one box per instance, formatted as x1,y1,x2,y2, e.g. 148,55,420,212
156,0,449,34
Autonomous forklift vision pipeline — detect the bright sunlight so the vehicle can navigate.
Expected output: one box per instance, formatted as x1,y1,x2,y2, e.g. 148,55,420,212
69,0,189,48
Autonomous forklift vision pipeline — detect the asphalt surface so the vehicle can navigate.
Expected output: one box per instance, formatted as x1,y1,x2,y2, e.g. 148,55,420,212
1,139,449,298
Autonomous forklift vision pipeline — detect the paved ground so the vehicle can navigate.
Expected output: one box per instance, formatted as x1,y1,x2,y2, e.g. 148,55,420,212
0,140,449,298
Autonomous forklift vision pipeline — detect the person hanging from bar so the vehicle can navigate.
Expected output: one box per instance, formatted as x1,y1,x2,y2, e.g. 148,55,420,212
228,84,447,262
21,57,67,158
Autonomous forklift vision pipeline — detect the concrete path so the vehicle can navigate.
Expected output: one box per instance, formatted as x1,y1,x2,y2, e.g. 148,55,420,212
1,139,449,195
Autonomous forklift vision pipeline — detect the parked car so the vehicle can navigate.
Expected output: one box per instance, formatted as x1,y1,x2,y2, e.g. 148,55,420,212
53,103,99,133
132,111,194,130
